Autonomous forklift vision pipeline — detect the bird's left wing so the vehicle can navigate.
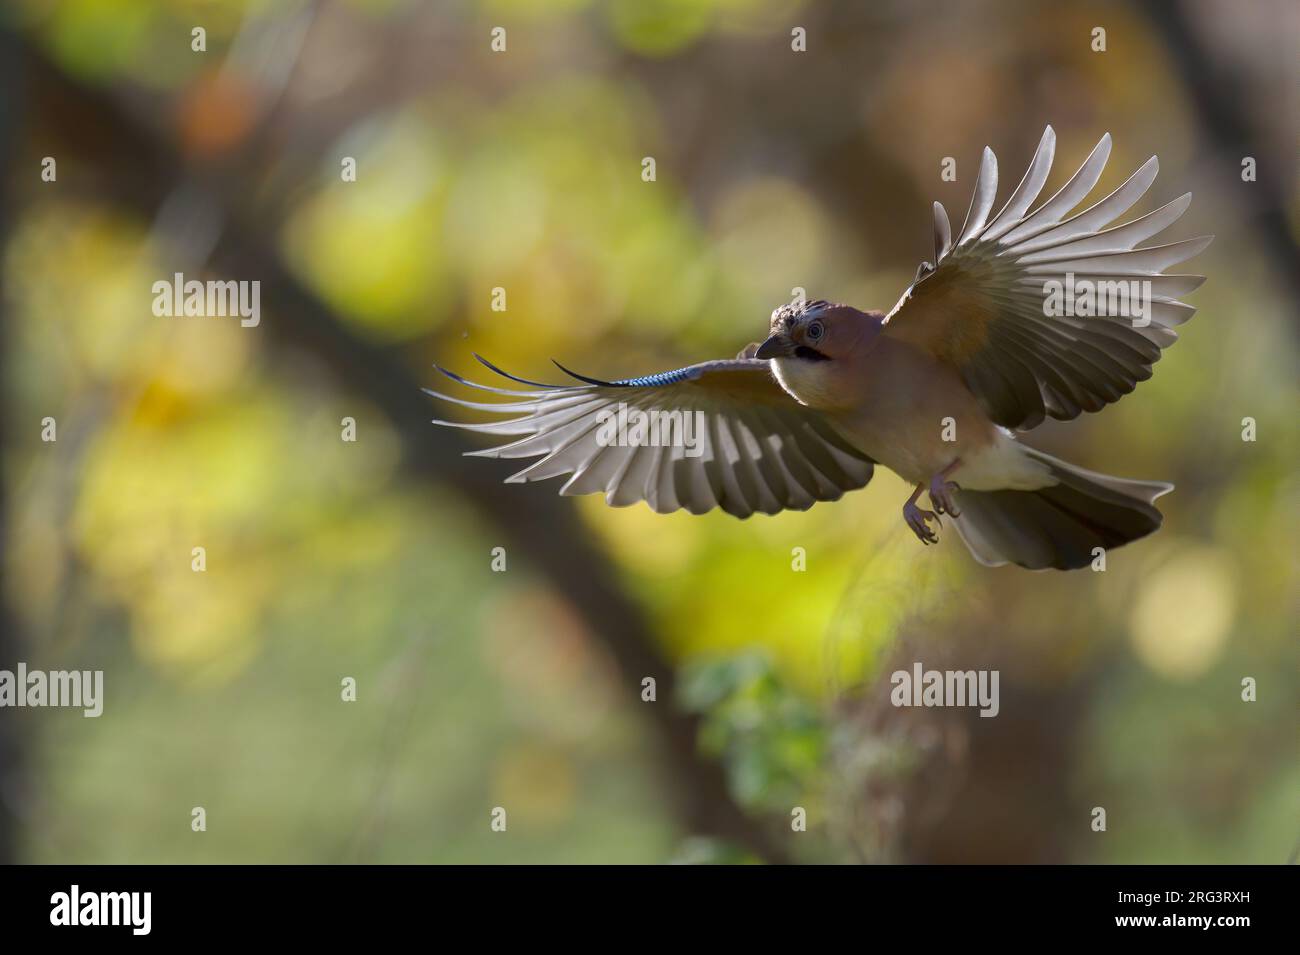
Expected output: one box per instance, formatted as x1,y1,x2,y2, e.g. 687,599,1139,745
881,126,1211,430
427,355,875,517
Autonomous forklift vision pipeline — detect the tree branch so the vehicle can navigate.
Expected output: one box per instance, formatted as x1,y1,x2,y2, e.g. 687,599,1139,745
0,23,28,868
13,33,787,863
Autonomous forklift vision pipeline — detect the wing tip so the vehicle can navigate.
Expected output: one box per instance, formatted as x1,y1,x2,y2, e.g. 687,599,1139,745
551,359,618,387
431,364,472,388
472,353,564,389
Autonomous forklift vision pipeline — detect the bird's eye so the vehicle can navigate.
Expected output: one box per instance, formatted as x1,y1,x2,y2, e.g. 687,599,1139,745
806,320,825,342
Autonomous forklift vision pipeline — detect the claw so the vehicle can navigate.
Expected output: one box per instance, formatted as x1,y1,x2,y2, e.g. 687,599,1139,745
903,500,941,545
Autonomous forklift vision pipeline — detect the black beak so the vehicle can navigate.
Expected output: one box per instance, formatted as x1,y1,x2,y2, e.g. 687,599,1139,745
755,334,795,360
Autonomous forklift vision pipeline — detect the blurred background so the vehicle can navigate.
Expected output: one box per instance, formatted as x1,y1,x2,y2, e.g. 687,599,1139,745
0,0,1295,864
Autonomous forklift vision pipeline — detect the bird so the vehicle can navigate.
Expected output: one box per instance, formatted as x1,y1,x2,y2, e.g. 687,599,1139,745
427,126,1211,570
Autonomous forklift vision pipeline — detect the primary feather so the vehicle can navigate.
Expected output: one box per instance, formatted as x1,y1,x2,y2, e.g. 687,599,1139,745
883,125,1211,430
426,358,875,518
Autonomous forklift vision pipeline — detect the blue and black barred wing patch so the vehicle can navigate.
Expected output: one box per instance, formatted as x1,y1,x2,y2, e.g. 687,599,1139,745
426,355,874,518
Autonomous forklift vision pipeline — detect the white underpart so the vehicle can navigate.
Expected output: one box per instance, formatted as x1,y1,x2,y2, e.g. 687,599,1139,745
955,432,1056,492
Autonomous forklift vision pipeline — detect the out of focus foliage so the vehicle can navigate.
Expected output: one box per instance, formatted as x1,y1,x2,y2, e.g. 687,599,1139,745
682,654,826,812
2,0,1296,862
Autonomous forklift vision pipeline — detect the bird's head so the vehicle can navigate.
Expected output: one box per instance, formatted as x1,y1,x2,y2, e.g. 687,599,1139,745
755,300,876,362
756,300,883,409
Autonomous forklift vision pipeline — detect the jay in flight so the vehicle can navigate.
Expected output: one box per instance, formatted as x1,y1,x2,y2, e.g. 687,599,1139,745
428,127,1211,570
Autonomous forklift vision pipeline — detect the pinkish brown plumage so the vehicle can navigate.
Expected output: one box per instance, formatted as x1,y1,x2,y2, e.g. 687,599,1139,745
429,127,1210,569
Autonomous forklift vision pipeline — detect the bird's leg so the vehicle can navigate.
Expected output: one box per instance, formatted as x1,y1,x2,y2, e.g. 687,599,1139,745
928,458,963,517
902,484,940,545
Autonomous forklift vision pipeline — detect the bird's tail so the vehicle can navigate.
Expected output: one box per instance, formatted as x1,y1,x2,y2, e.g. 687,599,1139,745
951,448,1173,570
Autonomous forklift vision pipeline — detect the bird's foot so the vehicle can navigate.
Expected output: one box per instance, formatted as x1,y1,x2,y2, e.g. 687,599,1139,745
903,498,941,545
928,474,962,517
928,460,963,517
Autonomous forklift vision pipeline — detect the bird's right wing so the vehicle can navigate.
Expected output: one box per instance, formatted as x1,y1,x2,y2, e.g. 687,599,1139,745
427,355,875,518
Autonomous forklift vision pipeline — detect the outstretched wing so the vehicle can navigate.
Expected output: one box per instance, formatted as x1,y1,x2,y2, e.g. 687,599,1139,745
882,126,1211,430
427,355,875,518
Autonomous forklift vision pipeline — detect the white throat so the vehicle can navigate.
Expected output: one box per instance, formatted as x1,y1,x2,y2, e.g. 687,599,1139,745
770,356,838,409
